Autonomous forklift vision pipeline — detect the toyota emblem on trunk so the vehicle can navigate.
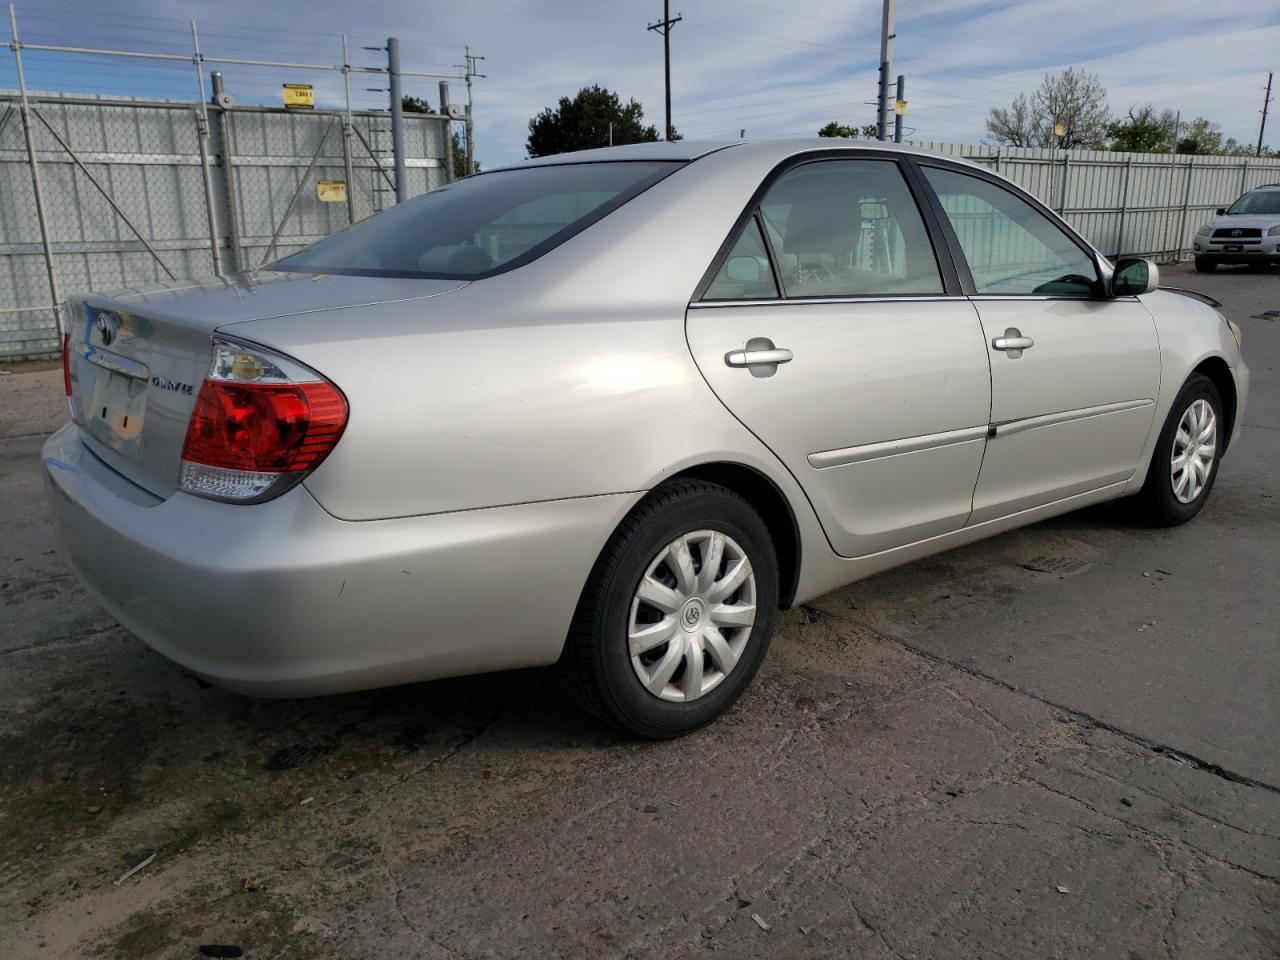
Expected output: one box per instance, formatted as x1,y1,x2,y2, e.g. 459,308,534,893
95,311,118,346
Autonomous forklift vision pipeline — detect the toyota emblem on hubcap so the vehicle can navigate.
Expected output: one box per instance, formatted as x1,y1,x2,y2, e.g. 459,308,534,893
681,599,704,629
95,311,118,346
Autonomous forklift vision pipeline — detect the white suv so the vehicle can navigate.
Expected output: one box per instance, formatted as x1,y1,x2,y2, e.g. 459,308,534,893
1192,183,1280,272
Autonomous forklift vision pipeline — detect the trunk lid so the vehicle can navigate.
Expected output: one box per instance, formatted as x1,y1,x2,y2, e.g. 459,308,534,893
66,270,467,497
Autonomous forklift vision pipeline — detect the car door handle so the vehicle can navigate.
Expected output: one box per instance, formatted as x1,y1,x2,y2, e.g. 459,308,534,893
992,328,1034,352
725,348,794,367
991,327,1034,358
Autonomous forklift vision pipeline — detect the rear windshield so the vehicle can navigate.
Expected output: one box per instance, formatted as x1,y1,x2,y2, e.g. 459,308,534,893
272,160,681,280
1226,190,1280,215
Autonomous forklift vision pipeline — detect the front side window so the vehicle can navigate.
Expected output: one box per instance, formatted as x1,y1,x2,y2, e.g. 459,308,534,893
1226,190,1280,215
754,159,944,298
273,161,681,280
921,166,1098,297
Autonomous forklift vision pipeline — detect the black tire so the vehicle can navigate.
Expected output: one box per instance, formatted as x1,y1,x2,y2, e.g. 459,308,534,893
558,479,779,739
1194,257,1216,273
1133,373,1223,526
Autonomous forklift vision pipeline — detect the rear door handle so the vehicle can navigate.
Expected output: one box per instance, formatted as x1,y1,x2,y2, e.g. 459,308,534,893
725,348,794,367
991,327,1034,358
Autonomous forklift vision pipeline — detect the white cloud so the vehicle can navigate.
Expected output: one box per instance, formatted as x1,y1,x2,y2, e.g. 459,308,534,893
3,0,1276,164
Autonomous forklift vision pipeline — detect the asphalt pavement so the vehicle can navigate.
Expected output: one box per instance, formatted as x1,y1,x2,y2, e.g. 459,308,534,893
1,263,1277,958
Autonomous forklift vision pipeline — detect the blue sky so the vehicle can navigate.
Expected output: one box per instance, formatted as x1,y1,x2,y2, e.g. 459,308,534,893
3,0,1277,168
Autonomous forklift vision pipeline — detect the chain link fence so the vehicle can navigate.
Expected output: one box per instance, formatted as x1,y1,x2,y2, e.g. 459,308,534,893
0,92,452,359
1,6,467,360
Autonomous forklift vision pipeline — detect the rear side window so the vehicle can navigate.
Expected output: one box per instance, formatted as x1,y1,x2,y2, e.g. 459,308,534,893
703,218,780,300
921,166,1098,296
756,159,944,298
273,161,681,280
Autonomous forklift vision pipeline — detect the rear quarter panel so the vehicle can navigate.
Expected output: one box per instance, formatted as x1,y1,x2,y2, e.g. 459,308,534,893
226,151,826,537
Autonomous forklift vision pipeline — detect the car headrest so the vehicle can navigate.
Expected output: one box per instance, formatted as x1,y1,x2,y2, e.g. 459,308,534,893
783,193,862,256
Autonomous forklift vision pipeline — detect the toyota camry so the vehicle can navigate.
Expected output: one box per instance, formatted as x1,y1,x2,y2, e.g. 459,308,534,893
44,139,1249,738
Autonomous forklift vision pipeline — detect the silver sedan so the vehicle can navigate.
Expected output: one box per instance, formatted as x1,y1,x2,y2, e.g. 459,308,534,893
44,139,1249,738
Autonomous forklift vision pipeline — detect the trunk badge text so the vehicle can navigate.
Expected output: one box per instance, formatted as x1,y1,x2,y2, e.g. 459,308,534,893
150,376,195,396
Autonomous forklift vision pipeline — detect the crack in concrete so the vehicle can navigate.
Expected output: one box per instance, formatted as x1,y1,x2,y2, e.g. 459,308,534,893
1077,755,1280,842
880,630,1280,797
1021,774,1280,884
0,624,118,658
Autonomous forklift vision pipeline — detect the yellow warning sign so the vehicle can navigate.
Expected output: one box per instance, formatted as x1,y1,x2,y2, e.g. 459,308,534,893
283,83,314,109
317,180,347,203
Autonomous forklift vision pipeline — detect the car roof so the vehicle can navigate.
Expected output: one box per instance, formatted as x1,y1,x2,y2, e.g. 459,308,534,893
494,138,987,173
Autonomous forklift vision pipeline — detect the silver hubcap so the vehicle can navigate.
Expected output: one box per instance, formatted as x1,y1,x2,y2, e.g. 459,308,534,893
628,530,756,703
1171,398,1216,504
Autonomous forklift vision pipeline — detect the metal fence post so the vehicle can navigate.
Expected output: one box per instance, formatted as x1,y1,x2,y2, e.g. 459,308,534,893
211,72,244,272
190,22,223,276
8,4,62,336
1058,152,1070,215
340,35,356,224
1240,158,1249,195
439,80,454,184
1175,157,1195,261
1114,156,1132,258
387,36,406,203
993,148,1000,174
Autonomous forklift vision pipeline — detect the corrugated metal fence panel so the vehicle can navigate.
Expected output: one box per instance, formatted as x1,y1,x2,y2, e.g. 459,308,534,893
910,141,1280,259
0,92,451,360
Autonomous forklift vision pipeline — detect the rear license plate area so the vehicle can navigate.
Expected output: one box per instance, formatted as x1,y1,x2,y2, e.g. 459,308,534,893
85,370,148,457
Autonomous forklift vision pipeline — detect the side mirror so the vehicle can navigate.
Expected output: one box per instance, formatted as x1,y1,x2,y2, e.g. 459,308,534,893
1112,258,1159,296
1215,207,1225,215
726,256,764,283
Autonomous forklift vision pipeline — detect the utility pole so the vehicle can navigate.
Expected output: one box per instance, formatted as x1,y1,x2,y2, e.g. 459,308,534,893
386,36,406,203
1259,72,1273,158
893,75,905,143
647,0,682,141
876,0,895,141
462,46,485,175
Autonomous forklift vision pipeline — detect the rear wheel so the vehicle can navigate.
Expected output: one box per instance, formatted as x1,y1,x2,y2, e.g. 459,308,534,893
1133,374,1223,525
559,479,778,739
1194,256,1216,273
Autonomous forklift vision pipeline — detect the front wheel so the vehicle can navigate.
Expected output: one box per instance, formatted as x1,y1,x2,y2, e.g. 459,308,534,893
1194,256,1216,273
1133,373,1223,525
559,479,779,739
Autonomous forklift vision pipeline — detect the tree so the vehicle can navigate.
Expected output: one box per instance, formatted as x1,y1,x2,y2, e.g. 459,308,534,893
986,68,1110,148
1107,105,1178,153
1175,117,1224,155
402,96,473,179
986,93,1037,147
526,85,667,158
818,121,877,138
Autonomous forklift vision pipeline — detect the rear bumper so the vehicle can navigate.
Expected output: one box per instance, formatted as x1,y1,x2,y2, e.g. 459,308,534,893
42,424,636,696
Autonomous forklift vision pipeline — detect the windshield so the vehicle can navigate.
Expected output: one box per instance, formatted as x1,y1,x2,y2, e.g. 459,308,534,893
273,161,682,280
1226,190,1280,215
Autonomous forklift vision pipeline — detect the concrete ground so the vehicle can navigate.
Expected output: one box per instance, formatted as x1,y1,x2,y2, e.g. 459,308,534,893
1,264,1277,959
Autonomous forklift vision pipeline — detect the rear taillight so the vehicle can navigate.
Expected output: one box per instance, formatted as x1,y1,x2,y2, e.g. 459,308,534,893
179,338,347,503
